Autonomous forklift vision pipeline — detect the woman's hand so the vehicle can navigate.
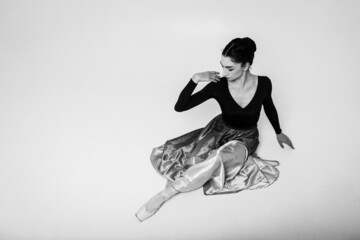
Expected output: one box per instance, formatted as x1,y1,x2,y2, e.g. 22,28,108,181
276,132,294,149
192,71,221,83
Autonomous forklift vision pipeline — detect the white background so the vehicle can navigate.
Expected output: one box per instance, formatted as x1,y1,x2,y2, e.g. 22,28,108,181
1,0,360,239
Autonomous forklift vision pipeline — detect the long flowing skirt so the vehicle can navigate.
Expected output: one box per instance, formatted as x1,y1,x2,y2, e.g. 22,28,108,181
150,114,280,195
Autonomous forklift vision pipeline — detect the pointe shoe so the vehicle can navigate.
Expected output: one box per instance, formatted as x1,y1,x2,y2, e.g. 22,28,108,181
135,186,179,222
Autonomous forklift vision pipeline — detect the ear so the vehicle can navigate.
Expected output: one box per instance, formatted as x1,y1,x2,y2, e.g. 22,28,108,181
242,62,250,71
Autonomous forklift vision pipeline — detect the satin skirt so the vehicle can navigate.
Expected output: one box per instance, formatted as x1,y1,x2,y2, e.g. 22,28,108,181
150,114,280,195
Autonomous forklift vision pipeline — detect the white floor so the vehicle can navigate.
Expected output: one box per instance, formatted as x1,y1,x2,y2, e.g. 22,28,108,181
1,1,360,239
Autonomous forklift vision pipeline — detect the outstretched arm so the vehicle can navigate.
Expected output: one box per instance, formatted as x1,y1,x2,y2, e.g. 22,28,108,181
263,78,294,149
263,78,282,134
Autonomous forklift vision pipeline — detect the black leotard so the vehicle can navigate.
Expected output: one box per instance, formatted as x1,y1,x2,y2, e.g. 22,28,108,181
174,76,282,134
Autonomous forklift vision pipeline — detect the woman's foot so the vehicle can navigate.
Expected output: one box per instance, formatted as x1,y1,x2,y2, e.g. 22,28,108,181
135,186,179,222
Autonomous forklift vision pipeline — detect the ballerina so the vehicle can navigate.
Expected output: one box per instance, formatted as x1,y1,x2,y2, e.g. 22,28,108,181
136,37,294,222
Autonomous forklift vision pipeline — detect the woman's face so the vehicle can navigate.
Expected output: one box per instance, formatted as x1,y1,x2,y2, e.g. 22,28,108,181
220,55,245,81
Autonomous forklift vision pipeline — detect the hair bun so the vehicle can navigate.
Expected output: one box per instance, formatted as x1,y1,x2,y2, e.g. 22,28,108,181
242,37,257,53
222,37,257,65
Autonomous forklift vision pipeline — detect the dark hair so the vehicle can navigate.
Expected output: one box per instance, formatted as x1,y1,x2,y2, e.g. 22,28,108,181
222,37,257,65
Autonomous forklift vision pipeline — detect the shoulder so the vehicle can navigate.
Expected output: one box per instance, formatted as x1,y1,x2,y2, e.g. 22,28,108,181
258,75,273,95
219,77,227,85
258,75,273,88
203,77,225,97
205,77,226,89
258,75,271,84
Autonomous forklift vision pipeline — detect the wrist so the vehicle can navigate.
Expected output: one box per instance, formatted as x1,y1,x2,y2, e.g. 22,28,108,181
191,78,198,84
191,75,200,83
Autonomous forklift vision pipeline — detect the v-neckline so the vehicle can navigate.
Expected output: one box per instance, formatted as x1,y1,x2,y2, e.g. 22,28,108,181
225,76,260,110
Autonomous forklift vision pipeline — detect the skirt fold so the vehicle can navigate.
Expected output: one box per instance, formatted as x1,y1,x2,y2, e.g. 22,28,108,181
150,114,280,195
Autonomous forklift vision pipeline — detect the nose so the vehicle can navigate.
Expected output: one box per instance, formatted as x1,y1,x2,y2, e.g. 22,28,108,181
222,68,229,77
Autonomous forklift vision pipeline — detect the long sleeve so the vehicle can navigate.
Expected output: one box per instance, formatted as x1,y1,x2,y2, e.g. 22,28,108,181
263,78,282,134
174,79,216,112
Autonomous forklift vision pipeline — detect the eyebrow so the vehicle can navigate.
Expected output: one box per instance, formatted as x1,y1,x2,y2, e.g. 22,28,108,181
219,61,234,69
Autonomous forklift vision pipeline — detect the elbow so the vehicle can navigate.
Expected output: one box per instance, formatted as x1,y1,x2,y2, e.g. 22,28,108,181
174,104,184,112
174,101,189,112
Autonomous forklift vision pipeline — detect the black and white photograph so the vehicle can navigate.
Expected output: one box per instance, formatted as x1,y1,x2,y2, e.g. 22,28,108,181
0,0,359,239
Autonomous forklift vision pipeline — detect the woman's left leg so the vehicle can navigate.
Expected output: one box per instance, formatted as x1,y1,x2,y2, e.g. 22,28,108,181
135,140,248,222
135,186,179,222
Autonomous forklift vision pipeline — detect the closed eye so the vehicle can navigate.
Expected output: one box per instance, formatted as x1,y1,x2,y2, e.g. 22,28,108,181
220,61,234,71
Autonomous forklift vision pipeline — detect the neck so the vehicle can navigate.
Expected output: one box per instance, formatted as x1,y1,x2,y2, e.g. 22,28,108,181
232,71,253,88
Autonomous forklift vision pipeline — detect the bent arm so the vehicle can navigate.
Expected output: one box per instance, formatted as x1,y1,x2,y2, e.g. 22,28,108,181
263,79,282,134
174,79,216,112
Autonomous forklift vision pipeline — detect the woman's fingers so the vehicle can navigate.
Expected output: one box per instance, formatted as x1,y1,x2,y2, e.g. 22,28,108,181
196,71,220,82
285,136,294,149
207,72,220,82
282,139,294,149
209,71,220,77
210,76,220,82
287,140,295,149
209,72,219,76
